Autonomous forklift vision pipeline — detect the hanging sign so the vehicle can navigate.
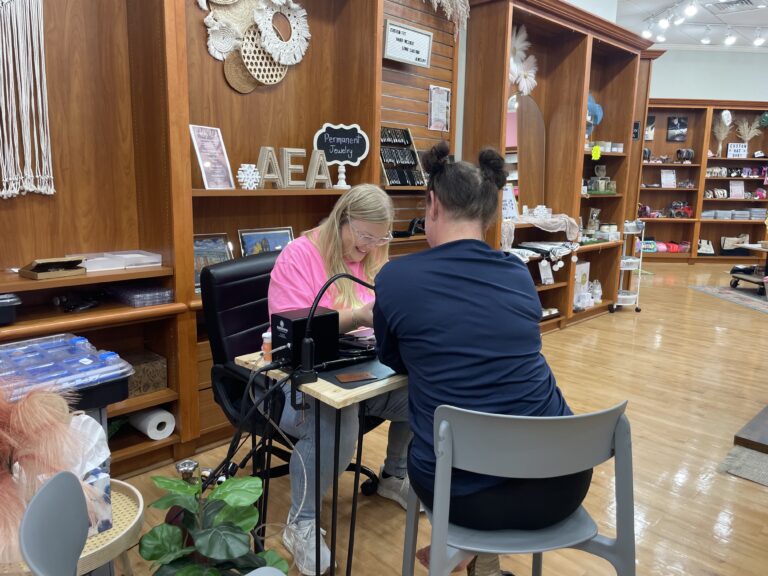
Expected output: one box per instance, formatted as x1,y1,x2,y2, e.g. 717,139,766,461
313,123,370,166
384,20,432,68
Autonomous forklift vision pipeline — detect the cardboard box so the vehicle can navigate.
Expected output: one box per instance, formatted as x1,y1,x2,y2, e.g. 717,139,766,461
121,350,168,398
19,257,85,280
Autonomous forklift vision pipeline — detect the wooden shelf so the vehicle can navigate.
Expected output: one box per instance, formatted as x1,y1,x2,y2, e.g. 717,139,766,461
391,234,427,244
108,388,179,417
192,188,344,198
703,198,768,203
384,186,427,192
110,430,180,463
583,193,623,198
699,220,765,225
539,316,562,331
0,302,187,342
704,177,767,181
189,297,203,311
569,301,614,322
584,151,627,157
640,187,697,191
707,158,768,162
535,281,568,292
0,267,174,294
640,218,696,223
577,241,623,252
642,252,691,259
642,163,701,167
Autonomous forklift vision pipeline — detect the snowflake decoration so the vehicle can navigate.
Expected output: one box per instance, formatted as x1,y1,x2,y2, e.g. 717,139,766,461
237,164,262,190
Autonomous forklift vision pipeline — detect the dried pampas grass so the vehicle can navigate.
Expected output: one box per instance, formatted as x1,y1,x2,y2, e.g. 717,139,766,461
736,116,762,144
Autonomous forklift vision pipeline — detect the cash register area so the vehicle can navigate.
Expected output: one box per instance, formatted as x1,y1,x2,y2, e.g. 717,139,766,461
120,263,765,575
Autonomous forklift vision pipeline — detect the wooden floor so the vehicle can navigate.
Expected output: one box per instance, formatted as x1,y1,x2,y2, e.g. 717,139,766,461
125,263,768,576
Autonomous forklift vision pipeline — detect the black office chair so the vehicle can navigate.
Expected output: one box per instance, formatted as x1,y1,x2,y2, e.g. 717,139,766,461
200,253,381,533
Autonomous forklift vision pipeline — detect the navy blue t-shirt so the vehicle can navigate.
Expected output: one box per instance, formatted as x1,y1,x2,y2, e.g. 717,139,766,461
374,239,572,496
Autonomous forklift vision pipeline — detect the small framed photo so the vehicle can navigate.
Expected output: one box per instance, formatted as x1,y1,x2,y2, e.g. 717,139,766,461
189,124,235,189
238,227,294,257
666,116,688,142
193,233,234,287
644,115,656,141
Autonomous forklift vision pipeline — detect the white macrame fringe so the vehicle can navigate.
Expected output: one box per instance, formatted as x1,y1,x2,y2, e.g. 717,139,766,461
423,0,470,31
0,0,55,199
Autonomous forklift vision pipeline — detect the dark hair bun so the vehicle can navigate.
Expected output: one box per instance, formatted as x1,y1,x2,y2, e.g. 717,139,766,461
478,148,507,189
421,141,451,179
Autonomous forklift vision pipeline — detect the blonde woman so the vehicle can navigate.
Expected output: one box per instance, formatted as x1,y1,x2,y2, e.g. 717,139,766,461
268,184,412,576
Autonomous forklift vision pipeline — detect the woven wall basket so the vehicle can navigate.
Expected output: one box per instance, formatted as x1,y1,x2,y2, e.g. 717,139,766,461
224,51,259,94
241,25,287,86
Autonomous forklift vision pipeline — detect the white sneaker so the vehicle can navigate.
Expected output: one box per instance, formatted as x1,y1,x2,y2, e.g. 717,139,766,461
376,465,420,511
282,519,331,576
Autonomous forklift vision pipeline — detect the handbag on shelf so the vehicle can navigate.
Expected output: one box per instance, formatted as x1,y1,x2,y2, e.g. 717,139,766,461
698,239,715,255
721,234,751,256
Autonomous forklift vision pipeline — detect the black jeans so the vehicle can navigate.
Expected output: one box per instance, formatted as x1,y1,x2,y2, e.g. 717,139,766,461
409,460,593,531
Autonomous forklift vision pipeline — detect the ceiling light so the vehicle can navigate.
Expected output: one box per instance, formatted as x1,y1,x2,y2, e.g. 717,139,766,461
658,14,670,29
641,26,653,39
759,4,767,8
684,1,698,17
656,33,667,42
701,26,712,44
754,29,765,46
724,28,737,45
674,13,686,26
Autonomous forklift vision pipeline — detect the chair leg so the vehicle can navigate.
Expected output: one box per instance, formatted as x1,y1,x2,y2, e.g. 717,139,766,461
402,487,420,576
532,552,542,576
467,554,500,576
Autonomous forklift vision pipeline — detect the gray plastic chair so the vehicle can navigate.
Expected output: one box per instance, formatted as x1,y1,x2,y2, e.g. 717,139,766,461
402,401,634,576
20,471,89,576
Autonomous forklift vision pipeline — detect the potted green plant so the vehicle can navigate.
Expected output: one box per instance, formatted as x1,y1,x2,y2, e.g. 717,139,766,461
139,474,288,576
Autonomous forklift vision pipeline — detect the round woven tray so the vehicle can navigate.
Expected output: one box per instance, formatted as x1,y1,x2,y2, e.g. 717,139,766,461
224,51,259,94
240,25,287,86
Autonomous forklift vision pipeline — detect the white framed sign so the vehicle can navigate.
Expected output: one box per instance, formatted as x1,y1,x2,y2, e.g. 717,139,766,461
189,125,235,190
384,20,432,68
727,142,748,159
428,85,451,131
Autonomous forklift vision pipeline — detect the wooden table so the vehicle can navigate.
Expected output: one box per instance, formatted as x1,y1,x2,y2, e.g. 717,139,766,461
235,352,408,576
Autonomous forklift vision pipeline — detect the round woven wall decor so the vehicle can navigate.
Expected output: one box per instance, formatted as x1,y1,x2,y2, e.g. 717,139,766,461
241,25,288,86
224,51,259,94
254,2,311,66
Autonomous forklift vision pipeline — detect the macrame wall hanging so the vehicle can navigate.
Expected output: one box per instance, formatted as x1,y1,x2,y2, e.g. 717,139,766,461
0,0,55,199
423,0,470,31
198,0,310,92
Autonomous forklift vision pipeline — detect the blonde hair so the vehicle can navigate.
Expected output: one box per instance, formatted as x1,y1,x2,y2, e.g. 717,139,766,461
307,184,394,309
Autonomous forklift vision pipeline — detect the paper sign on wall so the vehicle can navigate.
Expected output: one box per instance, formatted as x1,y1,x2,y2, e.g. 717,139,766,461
384,20,432,68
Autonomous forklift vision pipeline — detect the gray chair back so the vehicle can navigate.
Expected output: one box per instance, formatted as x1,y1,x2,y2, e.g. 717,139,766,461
20,471,89,576
434,401,628,479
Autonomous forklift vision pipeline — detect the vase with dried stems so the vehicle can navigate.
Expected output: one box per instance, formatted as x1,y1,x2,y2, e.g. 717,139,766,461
712,117,732,158
736,116,762,152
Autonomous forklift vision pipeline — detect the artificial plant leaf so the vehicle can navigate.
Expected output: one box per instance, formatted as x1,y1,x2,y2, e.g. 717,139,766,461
213,504,260,533
191,524,251,560
176,566,222,576
152,476,202,496
215,551,266,571
257,549,289,573
139,524,193,563
201,498,227,528
150,493,199,513
155,558,196,576
208,476,263,507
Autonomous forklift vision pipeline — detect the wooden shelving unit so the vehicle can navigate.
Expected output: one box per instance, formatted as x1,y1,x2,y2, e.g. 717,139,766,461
0,267,174,294
108,388,179,418
191,188,345,198
629,99,768,263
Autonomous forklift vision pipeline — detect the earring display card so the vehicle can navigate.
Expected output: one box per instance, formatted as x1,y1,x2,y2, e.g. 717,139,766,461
379,127,426,188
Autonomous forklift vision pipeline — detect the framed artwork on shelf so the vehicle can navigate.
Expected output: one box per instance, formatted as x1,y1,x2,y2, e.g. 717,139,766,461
193,233,234,287
644,116,655,141
189,124,235,189
238,227,294,257
666,116,688,142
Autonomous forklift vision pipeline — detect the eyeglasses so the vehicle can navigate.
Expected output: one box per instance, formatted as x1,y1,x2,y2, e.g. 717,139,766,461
348,219,393,247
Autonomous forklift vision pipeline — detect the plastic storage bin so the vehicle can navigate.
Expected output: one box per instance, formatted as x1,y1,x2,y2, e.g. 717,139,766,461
620,257,641,271
0,293,21,326
617,290,638,306
0,333,134,403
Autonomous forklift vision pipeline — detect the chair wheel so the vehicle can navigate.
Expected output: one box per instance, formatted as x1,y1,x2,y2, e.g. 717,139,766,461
635,307,641,313
730,279,740,288
360,478,378,496
608,305,616,313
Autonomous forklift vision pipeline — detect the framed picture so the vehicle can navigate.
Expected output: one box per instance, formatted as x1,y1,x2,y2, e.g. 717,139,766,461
238,227,294,257
644,116,656,141
189,125,235,189
666,116,688,142
193,233,234,287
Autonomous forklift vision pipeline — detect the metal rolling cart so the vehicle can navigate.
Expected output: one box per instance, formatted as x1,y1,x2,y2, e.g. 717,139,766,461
610,220,645,313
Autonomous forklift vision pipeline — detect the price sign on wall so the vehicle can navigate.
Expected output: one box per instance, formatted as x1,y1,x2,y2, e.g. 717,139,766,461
727,142,748,159
384,20,432,68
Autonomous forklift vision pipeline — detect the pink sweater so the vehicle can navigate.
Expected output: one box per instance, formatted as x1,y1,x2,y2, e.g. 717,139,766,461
268,235,374,317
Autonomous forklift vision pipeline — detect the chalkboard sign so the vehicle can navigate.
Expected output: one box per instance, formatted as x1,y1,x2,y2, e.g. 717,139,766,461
313,123,370,166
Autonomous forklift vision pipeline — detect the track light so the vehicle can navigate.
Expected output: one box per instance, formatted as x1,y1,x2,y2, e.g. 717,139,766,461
754,29,765,46
656,33,667,42
673,9,686,26
641,21,653,38
701,26,712,44
724,28,737,45
684,1,698,17
658,13,670,29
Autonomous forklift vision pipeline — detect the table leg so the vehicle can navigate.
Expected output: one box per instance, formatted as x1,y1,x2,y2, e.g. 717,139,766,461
315,398,322,576
346,401,366,576
329,409,342,576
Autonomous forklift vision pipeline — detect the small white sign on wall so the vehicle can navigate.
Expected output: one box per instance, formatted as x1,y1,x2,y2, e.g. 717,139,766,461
384,20,432,68
727,142,748,159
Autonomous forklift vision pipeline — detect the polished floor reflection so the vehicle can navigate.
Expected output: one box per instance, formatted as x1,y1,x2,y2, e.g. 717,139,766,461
128,262,768,575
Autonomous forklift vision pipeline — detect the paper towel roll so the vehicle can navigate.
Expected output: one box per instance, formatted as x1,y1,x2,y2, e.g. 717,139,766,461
129,408,176,440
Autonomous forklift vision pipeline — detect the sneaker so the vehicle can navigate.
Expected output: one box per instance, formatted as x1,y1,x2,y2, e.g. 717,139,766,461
376,465,422,511
282,519,331,576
